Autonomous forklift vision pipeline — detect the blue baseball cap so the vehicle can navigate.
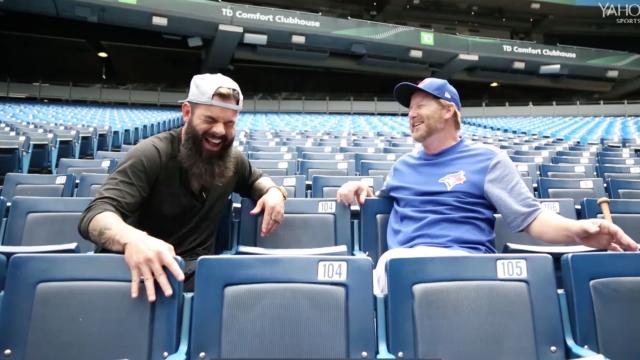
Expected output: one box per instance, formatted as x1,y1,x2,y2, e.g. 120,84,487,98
393,77,461,110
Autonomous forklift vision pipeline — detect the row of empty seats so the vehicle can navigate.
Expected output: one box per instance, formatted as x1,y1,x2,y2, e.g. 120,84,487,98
0,252,637,359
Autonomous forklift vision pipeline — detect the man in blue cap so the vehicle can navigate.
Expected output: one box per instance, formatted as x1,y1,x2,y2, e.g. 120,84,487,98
336,77,638,294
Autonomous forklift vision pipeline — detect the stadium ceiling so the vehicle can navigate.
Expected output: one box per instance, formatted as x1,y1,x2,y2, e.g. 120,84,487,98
1,0,639,104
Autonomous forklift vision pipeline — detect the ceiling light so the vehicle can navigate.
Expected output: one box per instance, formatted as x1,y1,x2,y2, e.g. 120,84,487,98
490,82,499,87
409,49,423,58
512,61,526,70
97,51,108,58
151,15,168,26
530,2,541,9
606,69,619,78
291,34,306,45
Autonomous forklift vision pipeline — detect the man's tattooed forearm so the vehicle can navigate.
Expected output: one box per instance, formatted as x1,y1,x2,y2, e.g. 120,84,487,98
90,224,117,250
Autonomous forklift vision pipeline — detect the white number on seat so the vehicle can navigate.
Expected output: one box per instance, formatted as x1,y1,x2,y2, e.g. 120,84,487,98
318,201,336,213
318,261,347,281
496,259,527,279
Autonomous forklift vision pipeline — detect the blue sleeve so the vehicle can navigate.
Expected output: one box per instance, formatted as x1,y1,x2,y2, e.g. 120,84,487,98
484,152,542,232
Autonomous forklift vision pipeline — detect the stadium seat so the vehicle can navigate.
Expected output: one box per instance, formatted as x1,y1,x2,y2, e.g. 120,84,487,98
95,150,128,162
249,159,296,176
236,198,351,254
581,198,640,240
539,164,595,178
537,178,606,206
181,255,375,359
1,173,75,203
0,254,183,360
247,151,295,160
596,164,640,180
76,173,109,197
494,198,578,252
359,197,393,263
298,159,356,178
607,178,640,199
385,255,569,359
359,160,393,177
2,196,94,252
56,158,117,176
301,151,354,161
561,252,640,360
311,175,384,199
267,175,306,198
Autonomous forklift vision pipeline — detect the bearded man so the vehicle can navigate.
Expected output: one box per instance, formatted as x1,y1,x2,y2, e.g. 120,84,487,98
79,73,287,301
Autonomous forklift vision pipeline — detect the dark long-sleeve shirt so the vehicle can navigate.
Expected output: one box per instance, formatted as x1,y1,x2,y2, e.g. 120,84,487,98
78,128,263,260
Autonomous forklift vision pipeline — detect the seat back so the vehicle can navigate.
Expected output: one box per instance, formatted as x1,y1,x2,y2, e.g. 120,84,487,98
311,175,383,199
299,159,355,178
3,196,94,252
581,198,640,239
190,255,375,359
386,255,565,360
537,178,606,205
607,178,640,199
249,159,296,176
359,197,393,263
561,252,640,360
57,158,116,176
76,173,109,197
539,164,595,178
1,173,75,202
494,198,577,252
267,175,306,198
238,198,351,252
0,254,182,360
596,164,640,180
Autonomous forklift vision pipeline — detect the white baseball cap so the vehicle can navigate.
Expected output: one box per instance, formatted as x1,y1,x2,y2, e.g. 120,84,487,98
181,73,243,111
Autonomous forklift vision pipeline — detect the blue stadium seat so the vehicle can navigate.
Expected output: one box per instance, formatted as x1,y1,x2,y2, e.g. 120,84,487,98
56,158,117,176
607,178,640,199
354,152,398,174
298,159,356,178
552,156,596,165
95,150,128,162
249,159,296,176
494,198,578,252
359,160,393,177
561,252,640,360
539,164,595,178
2,196,94,252
359,197,393,263
311,175,384,199
236,198,352,254
537,178,606,206
181,256,375,359
268,175,306,198
1,173,75,203
76,173,109,197
247,151,295,160
596,164,640,180
0,254,183,360
581,198,640,240
301,151,354,161
385,255,572,359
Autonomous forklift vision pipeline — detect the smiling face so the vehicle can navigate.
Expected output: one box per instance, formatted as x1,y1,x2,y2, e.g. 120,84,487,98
407,91,452,143
179,95,239,187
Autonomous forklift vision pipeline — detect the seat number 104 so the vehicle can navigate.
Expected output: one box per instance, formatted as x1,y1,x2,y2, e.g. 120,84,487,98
317,261,347,281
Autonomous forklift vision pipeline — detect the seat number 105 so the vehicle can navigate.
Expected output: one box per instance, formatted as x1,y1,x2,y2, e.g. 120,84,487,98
496,259,527,279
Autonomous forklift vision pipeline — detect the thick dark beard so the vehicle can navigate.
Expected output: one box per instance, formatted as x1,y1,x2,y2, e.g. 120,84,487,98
178,120,235,188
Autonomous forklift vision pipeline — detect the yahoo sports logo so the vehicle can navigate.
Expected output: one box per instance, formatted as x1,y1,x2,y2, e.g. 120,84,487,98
599,2,640,23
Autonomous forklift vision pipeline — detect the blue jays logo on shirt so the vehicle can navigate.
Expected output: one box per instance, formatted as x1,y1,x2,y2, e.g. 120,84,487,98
439,170,466,191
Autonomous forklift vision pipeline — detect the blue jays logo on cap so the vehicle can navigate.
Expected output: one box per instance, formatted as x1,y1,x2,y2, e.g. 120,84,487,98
394,77,461,111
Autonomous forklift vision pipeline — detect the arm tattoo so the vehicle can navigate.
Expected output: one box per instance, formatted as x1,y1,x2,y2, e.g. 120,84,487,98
90,223,118,250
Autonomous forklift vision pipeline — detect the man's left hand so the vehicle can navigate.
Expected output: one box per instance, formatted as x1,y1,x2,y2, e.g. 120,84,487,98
250,187,286,236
